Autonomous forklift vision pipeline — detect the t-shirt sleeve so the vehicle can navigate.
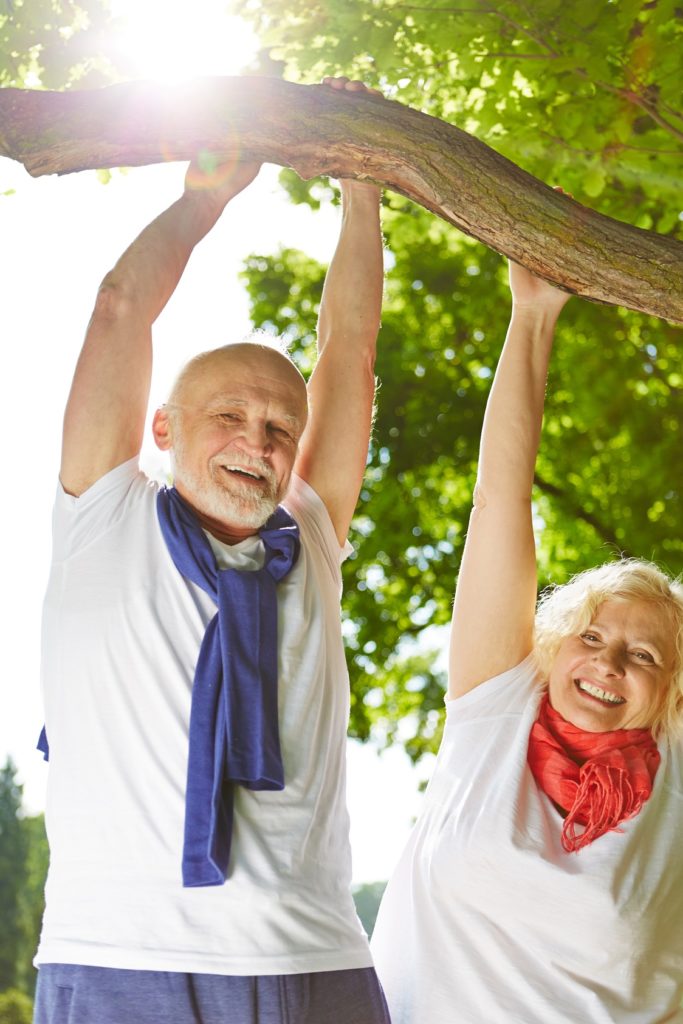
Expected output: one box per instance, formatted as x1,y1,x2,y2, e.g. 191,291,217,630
444,656,541,723
52,457,154,562
283,473,353,588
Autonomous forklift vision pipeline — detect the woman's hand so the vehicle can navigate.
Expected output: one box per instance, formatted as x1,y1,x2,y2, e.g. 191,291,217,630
509,186,574,318
508,261,572,319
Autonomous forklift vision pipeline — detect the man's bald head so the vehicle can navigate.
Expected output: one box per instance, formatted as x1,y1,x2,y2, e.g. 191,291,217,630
169,341,308,416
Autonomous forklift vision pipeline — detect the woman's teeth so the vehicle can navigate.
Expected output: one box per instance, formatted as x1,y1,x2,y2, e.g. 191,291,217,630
576,680,625,705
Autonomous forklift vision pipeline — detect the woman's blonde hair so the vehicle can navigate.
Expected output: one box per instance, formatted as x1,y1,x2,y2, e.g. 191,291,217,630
533,559,683,738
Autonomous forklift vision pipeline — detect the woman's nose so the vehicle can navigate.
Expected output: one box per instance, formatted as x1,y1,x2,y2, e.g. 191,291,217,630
594,645,625,677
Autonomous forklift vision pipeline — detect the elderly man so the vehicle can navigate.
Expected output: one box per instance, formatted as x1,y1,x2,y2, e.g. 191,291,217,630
33,79,389,1024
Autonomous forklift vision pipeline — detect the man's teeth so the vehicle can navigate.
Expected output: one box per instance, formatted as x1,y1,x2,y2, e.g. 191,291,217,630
576,680,625,705
227,466,261,479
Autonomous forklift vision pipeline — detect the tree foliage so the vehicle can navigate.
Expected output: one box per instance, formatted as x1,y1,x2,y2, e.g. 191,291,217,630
235,0,683,759
236,0,683,234
0,989,32,1024
0,759,28,992
15,815,48,996
0,0,116,89
0,759,47,1001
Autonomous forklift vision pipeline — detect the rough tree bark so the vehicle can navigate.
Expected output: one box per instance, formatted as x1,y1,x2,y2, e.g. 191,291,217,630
1,76,681,322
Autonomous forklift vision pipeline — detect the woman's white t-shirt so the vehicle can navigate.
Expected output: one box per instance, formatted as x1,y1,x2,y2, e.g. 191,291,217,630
36,459,372,975
371,658,683,1023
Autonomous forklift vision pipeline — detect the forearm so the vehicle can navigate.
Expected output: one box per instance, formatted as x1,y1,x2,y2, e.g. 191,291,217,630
98,187,232,325
317,181,383,359
448,302,560,696
475,305,559,504
294,181,383,541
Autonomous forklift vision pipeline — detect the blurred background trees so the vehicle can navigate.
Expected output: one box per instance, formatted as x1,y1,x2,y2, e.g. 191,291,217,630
0,759,48,1018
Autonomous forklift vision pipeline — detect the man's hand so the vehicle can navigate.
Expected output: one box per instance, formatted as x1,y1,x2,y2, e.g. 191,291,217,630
184,157,262,209
321,77,383,201
321,75,382,98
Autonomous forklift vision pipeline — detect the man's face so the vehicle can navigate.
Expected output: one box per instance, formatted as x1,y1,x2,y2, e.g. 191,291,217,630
159,347,308,538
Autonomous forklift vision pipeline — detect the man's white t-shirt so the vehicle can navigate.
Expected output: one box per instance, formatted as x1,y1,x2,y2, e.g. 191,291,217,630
35,459,372,975
371,658,683,1023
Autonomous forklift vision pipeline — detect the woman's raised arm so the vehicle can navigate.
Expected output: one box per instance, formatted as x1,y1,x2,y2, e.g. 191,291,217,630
448,262,572,698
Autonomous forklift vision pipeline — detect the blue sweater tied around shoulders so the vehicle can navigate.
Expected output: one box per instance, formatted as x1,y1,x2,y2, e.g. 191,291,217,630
40,485,300,888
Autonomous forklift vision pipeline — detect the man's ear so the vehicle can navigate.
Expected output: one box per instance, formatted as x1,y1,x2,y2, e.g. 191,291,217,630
152,407,173,451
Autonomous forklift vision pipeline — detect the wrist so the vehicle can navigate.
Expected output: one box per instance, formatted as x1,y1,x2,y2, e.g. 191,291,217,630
340,179,381,203
509,304,560,335
180,186,231,223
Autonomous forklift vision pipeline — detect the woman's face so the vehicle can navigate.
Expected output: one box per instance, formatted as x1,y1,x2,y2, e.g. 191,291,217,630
547,598,676,733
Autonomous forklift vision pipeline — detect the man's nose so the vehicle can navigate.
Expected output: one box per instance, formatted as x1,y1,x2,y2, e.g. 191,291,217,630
236,420,271,456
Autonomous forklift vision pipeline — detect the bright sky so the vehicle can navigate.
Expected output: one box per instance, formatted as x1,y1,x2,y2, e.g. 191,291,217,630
0,0,436,885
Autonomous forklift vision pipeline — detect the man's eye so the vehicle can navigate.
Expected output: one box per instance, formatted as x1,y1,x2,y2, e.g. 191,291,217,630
218,413,240,422
270,425,293,440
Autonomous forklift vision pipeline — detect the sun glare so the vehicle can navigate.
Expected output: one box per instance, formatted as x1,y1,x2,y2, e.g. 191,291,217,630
109,0,261,82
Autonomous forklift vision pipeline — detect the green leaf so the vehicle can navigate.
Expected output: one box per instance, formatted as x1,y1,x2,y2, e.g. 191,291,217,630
583,162,607,197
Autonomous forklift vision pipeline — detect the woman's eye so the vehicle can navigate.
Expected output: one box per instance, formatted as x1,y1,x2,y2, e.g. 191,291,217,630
633,651,654,663
581,633,600,643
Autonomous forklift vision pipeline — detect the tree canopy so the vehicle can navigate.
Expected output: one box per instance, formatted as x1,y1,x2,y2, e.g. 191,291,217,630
232,0,683,756
2,0,681,760
236,0,683,231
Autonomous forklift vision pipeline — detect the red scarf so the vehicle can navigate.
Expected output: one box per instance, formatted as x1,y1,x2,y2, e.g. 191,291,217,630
527,694,661,853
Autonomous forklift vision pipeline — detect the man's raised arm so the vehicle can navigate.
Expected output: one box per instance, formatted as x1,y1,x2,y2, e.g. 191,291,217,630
294,94,383,542
60,161,260,497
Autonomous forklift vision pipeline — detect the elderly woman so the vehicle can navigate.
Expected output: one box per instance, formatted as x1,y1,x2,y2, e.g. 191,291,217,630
371,261,683,1023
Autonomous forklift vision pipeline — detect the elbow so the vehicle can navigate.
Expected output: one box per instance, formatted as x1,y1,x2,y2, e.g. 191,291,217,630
91,272,139,324
363,341,377,378
472,481,488,512
352,325,379,377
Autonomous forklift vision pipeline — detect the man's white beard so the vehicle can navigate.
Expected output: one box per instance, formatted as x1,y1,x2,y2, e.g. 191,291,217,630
171,442,280,531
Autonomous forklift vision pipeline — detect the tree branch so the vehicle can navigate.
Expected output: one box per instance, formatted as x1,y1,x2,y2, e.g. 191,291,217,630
1,77,681,321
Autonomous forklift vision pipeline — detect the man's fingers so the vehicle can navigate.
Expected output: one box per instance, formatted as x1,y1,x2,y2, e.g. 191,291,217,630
321,76,383,97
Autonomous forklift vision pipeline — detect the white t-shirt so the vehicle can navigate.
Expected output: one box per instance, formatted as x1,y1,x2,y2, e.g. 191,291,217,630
36,459,372,975
371,658,683,1023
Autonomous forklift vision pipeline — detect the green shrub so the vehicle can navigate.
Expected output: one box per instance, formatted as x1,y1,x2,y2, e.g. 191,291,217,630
0,988,33,1024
